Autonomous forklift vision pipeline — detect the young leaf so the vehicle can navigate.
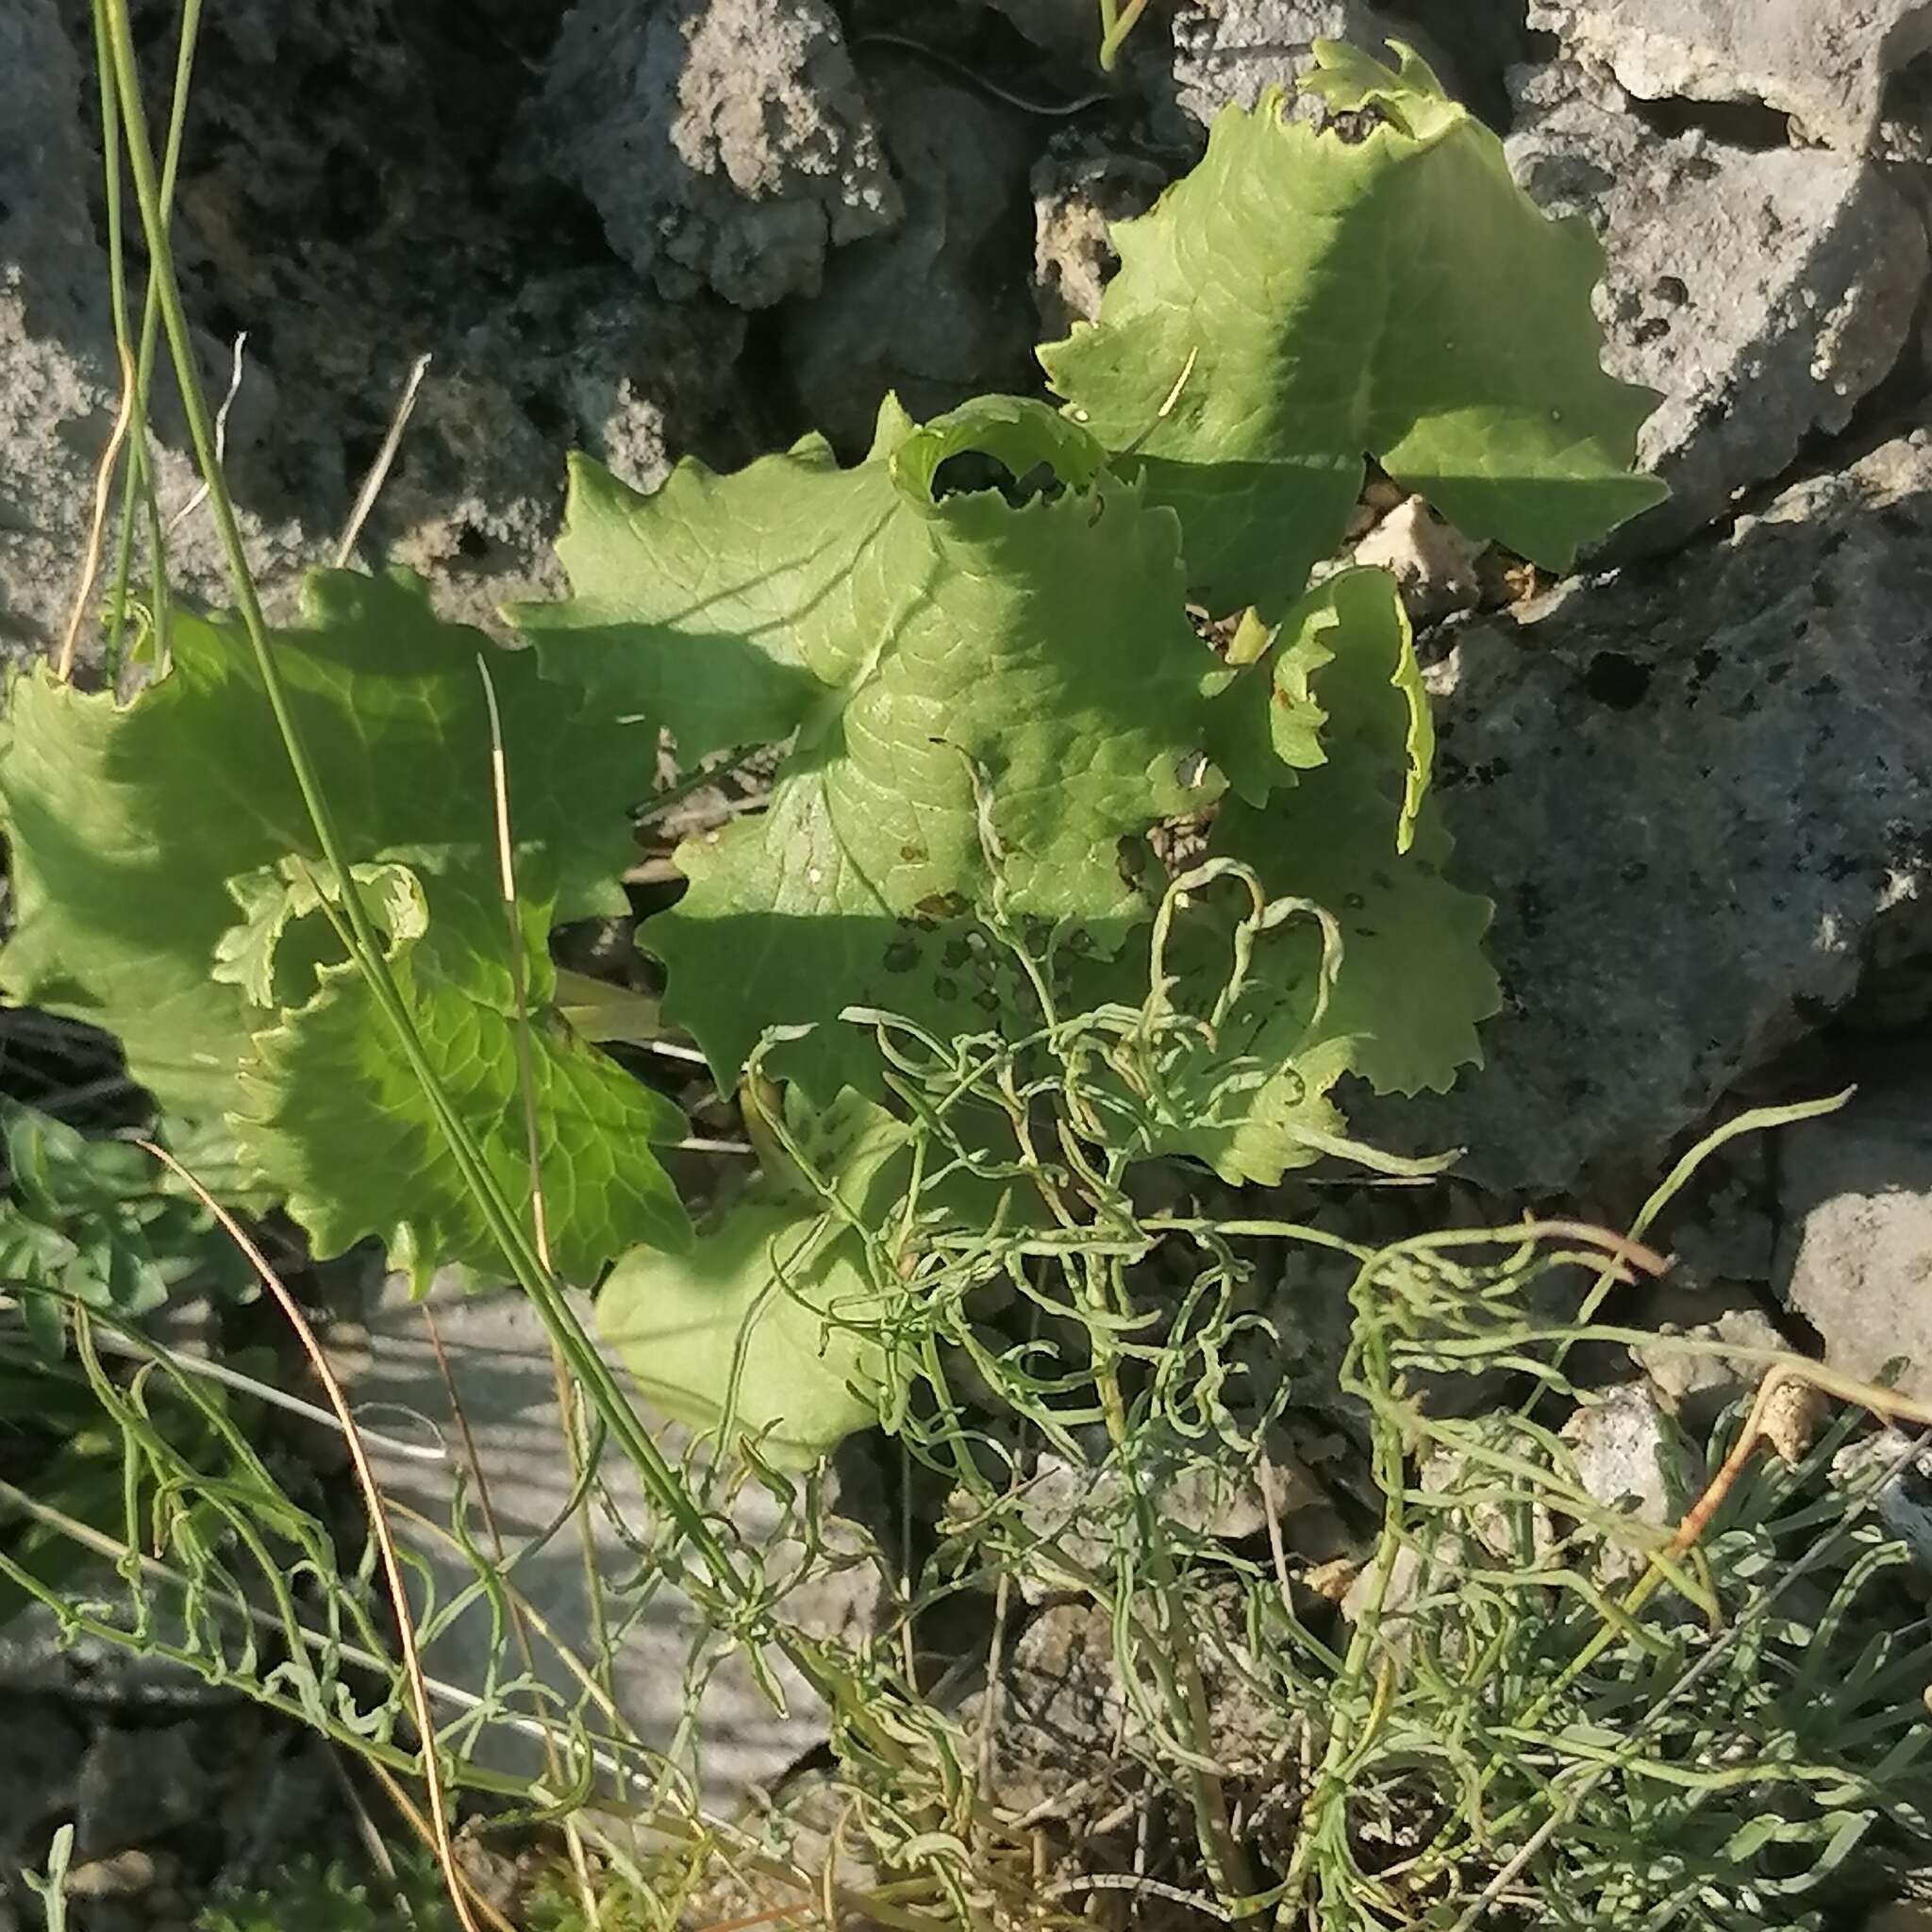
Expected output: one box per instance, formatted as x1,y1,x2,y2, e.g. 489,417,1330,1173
1212,783,1496,1098
1205,565,1433,843
527,395,1224,1098
1039,41,1667,620
0,569,689,1280
1191,568,1495,1131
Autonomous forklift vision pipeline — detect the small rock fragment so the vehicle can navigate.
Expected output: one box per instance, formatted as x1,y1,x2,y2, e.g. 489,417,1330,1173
1636,1300,1788,1436
1350,496,1486,624
530,0,902,308
1775,1066,1932,1402
1562,1382,1693,1579
1031,136,1168,337
1507,60,1925,553
1834,1430,1932,1574
1524,0,1932,152
63,1850,158,1902
1170,0,1412,123
991,1603,1133,1819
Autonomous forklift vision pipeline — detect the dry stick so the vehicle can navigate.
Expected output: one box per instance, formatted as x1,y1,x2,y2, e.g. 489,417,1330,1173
57,338,139,683
476,654,613,1927
324,1743,404,1889
135,1139,484,1932
80,1317,447,1462
1670,1357,1932,1553
362,1758,521,1932
336,351,433,567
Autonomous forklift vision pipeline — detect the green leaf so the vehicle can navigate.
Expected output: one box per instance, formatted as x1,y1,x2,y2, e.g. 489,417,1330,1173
0,1102,245,1342
237,897,691,1286
1198,567,1494,1120
1039,41,1667,620
0,568,688,1281
529,395,1224,1097
1206,566,1432,844
599,1091,910,1459
1212,780,1496,1098
508,408,916,761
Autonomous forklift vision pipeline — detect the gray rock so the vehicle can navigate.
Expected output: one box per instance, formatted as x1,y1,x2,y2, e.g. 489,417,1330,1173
1635,1298,1787,1436
0,1696,83,1867
365,276,749,634
1561,1382,1694,1578
1170,0,1407,122
531,0,901,309
1507,61,1925,553
1362,436,1932,1191
783,61,1040,451
1011,1443,1277,1600
0,0,314,665
354,1274,884,1810
1525,0,1932,152
74,1725,206,1861
991,1602,1131,1821
1775,1063,1932,1398
1031,136,1168,338
2,0,765,662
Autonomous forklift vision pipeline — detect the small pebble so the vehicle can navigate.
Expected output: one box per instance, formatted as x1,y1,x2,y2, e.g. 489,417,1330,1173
65,1848,158,1899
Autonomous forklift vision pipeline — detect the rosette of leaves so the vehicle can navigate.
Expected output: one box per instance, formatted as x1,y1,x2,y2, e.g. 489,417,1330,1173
0,570,690,1284
518,45,1665,1446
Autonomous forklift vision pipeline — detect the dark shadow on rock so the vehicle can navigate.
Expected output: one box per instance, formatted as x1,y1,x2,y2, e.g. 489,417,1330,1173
1352,434,1932,1194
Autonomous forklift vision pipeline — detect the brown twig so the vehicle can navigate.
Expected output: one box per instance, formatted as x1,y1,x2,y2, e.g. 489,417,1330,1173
1668,1357,1932,1558
135,1138,484,1932
58,338,140,682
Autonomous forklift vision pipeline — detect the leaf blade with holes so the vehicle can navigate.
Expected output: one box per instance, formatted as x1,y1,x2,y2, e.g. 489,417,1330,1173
525,396,1225,1098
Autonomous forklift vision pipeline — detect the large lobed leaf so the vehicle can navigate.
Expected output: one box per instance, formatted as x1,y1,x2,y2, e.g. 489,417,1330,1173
0,570,689,1281
1039,40,1667,621
520,395,1226,1099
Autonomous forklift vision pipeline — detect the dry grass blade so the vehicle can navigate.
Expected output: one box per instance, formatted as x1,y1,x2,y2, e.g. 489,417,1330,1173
336,351,433,568
58,337,139,683
133,1136,485,1932
163,328,248,535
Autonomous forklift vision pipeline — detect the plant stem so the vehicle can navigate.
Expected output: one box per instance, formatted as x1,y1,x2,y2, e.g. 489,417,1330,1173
93,0,878,1742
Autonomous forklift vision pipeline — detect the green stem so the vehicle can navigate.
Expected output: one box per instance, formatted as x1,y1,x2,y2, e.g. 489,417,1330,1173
92,0,850,1714
1097,0,1152,70
92,0,197,670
